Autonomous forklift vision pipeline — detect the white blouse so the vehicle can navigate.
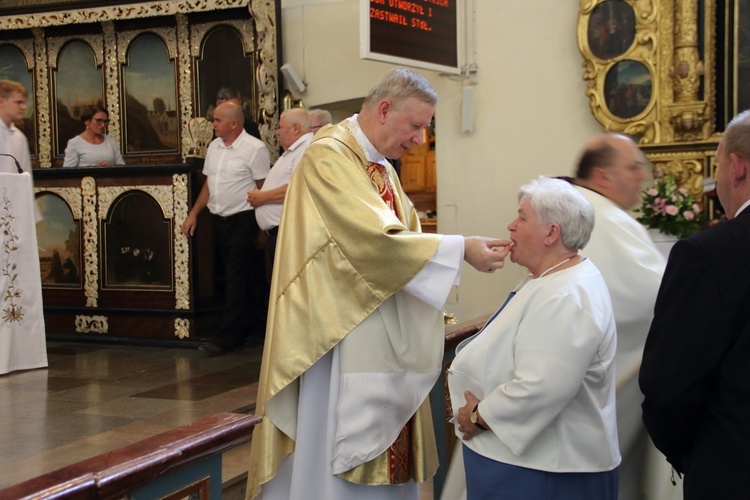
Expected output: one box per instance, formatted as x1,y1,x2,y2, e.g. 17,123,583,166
448,259,621,472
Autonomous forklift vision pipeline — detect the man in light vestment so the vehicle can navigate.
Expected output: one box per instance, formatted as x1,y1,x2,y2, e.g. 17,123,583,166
245,68,510,499
571,133,669,499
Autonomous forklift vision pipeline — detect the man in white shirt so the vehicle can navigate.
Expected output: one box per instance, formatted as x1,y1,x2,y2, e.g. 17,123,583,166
308,108,332,133
571,133,666,499
181,101,270,355
0,80,32,174
248,108,313,278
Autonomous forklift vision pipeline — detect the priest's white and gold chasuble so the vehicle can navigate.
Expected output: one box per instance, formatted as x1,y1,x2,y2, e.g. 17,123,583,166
246,119,448,498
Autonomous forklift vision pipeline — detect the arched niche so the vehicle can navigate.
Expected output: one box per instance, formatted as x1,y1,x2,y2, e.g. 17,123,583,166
53,40,104,158
195,25,256,121
121,33,179,155
35,192,82,289
101,190,173,290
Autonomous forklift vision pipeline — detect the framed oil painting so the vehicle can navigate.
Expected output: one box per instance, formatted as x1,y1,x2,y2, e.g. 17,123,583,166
196,26,255,120
101,191,172,290
604,60,652,119
587,0,636,60
122,33,179,155
53,40,104,158
36,193,82,289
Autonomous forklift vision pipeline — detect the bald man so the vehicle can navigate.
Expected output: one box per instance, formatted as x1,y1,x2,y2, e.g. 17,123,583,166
248,108,314,277
182,101,270,355
571,133,666,499
641,110,750,498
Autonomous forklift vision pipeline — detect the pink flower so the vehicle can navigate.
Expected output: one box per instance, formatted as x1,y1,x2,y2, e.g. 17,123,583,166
678,188,689,195
647,188,658,196
666,205,679,216
693,203,701,213
684,211,695,221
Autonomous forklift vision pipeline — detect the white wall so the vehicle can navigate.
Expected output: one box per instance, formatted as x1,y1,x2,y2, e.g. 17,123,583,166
280,0,603,320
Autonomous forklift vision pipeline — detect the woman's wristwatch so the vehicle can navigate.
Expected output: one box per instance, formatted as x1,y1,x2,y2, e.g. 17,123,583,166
470,404,489,431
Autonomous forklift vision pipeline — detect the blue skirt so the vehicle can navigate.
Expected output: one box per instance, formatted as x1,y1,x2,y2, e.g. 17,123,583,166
463,445,618,500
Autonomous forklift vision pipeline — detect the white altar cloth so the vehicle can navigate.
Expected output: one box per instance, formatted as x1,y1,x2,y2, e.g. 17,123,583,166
0,172,47,375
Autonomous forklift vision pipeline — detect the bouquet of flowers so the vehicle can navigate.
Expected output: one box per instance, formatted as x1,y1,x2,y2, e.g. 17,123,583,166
636,172,701,239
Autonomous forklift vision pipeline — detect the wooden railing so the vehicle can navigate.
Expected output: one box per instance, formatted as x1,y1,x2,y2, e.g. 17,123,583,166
431,314,491,500
0,413,260,499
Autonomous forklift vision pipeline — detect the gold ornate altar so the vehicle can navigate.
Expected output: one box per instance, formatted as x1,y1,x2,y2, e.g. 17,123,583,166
577,0,748,219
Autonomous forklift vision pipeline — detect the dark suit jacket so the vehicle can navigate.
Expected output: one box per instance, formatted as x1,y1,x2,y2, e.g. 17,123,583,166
640,206,750,499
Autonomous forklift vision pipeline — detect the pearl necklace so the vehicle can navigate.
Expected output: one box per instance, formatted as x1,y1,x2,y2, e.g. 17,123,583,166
537,257,573,278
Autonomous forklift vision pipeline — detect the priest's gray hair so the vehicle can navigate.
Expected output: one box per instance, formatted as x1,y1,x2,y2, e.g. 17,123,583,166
518,176,595,251
362,67,437,111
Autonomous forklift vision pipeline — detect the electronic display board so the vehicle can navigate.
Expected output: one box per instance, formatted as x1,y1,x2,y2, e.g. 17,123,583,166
361,0,462,74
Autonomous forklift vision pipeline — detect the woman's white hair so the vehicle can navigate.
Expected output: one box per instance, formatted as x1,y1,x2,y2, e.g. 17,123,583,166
518,176,595,251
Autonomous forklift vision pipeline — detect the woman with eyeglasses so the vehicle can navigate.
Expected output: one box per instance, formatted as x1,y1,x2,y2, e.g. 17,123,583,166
63,105,124,167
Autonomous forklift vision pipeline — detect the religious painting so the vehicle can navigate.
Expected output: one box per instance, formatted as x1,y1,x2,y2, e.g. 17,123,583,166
53,40,104,158
0,43,37,157
604,60,652,119
101,191,172,290
587,0,636,60
36,193,82,289
196,26,255,120
122,33,179,154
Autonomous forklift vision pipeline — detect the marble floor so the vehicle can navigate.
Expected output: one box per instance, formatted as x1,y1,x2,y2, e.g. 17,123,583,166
0,341,262,491
0,341,434,498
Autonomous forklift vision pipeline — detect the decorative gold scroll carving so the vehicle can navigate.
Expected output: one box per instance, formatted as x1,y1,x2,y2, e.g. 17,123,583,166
252,0,280,162
646,151,707,204
577,0,660,144
176,14,194,162
35,187,83,219
102,21,122,145
32,28,52,168
579,0,718,145
81,177,99,307
183,118,213,158
175,317,190,339
75,314,108,334
97,186,174,220
173,174,190,310
0,0,251,31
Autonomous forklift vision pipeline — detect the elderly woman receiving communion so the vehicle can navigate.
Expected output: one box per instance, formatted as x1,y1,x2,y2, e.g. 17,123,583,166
448,176,620,500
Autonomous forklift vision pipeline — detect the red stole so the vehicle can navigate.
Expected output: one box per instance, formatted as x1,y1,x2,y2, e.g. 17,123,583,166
366,162,401,219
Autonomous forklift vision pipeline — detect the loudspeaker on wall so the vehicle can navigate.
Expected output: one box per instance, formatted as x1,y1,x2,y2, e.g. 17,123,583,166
281,63,306,93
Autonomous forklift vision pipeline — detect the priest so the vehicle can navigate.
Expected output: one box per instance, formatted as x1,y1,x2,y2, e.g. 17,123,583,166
246,68,509,499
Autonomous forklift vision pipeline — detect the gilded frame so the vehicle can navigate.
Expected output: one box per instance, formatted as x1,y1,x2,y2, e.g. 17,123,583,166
577,0,718,145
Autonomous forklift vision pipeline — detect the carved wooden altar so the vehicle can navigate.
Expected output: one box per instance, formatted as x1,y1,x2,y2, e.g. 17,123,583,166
33,164,226,344
577,0,748,218
0,0,281,344
0,0,281,168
